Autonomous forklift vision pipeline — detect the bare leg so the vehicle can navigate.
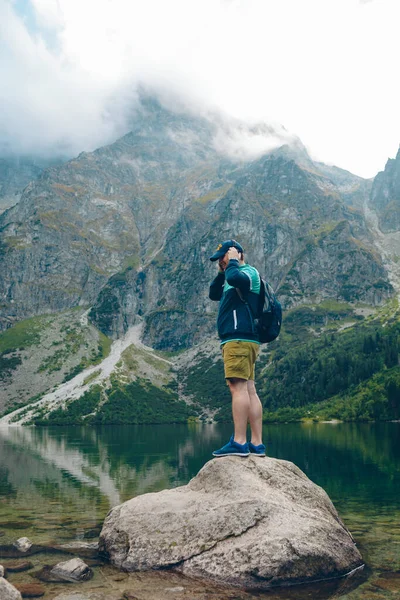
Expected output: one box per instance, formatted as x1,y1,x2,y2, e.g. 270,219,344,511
247,380,263,446
227,378,250,445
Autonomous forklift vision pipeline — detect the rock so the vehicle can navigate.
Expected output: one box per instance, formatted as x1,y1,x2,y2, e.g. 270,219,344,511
0,563,4,577
0,577,23,599
99,456,363,589
53,541,99,558
13,538,33,553
370,147,400,232
0,543,65,559
13,583,45,598
164,586,185,593
50,558,93,582
32,565,64,583
33,559,93,584
5,560,34,573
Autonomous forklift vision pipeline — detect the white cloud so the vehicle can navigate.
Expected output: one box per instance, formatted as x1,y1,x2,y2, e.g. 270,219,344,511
0,0,399,176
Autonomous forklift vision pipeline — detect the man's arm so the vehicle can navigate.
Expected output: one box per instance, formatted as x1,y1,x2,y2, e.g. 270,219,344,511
225,260,251,294
209,271,225,301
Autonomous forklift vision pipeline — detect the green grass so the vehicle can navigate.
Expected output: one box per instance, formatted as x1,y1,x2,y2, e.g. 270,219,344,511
96,331,112,361
83,369,101,386
0,353,22,381
0,315,46,353
37,323,111,380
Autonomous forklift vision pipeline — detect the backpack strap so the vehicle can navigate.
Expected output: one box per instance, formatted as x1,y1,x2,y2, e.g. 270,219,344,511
236,274,264,311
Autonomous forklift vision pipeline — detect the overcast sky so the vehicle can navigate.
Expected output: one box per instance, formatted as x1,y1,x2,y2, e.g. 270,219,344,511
1,0,399,177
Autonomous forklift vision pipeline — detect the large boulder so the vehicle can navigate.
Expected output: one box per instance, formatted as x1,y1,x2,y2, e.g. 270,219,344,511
99,456,363,589
0,577,23,599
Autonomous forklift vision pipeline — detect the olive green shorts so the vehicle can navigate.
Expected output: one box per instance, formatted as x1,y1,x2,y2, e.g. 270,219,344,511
221,340,260,381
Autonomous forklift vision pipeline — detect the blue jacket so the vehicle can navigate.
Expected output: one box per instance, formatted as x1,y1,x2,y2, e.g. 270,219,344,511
209,260,261,344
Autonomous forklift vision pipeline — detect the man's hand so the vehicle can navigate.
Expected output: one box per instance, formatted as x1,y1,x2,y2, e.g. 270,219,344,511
227,247,241,261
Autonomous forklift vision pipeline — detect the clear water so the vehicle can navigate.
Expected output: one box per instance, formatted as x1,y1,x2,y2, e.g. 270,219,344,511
0,422,399,599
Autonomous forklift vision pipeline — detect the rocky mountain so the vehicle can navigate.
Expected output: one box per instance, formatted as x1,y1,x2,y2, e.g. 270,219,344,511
370,146,400,232
0,98,394,346
0,99,245,331
90,148,392,350
0,155,63,213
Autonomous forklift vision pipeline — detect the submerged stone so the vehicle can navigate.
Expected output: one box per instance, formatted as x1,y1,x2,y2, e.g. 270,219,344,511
0,522,31,530
33,558,93,584
13,538,33,553
0,543,66,559
5,560,34,573
50,557,93,582
99,456,363,590
14,583,45,598
52,542,99,559
32,565,67,583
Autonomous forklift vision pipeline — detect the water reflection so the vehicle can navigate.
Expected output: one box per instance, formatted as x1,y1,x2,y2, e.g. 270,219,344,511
0,422,400,598
1,422,400,510
0,424,224,515
264,422,400,510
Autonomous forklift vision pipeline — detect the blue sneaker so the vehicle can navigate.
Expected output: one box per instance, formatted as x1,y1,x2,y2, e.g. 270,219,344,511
249,442,266,456
212,435,250,457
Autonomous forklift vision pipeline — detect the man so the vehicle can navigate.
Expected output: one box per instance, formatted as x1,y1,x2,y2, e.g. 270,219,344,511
209,239,265,457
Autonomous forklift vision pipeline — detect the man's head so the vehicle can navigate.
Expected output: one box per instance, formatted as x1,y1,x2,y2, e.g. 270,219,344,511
210,239,244,270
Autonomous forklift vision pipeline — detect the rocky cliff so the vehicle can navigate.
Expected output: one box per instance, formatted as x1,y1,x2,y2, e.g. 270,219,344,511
370,146,400,232
91,149,392,350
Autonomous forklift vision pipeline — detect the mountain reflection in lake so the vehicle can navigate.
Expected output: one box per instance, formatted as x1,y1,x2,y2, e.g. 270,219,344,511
0,422,399,599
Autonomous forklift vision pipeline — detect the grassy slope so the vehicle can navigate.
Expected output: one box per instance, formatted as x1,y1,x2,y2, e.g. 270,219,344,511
31,378,195,426
0,310,112,416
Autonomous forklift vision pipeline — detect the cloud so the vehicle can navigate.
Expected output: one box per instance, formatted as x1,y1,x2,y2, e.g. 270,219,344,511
0,0,139,157
212,119,297,161
0,0,399,177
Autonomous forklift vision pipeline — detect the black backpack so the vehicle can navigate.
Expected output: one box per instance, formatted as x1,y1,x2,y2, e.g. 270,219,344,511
255,279,282,343
236,277,282,343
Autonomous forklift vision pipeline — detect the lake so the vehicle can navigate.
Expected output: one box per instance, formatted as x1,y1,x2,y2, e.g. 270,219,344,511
0,422,399,599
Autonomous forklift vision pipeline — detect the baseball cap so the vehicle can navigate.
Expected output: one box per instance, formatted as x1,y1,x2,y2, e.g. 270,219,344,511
209,239,244,262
